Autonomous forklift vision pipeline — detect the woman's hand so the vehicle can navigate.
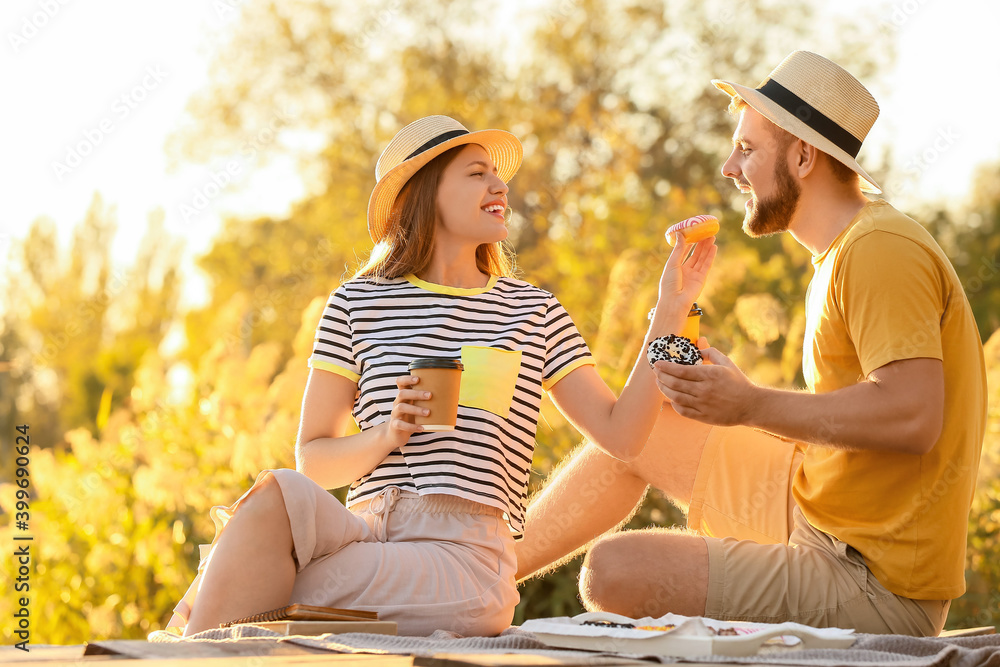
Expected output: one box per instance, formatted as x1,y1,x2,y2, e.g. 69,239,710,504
382,374,430,450
657,234,718,306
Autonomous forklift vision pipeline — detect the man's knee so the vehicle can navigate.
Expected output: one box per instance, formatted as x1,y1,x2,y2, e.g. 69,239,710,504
580,531,708,618
579,535,630,612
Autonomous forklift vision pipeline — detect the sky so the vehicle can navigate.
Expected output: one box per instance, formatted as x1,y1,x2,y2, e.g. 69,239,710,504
2,0,999,310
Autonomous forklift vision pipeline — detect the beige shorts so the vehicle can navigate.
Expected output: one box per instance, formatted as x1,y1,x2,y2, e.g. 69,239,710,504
168,469,519,636
688,426,950,636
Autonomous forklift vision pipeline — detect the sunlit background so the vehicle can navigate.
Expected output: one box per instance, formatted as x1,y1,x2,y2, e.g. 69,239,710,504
2,0,999,644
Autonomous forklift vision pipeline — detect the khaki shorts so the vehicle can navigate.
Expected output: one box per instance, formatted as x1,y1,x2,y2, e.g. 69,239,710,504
168,469,519,636
687,426,950,636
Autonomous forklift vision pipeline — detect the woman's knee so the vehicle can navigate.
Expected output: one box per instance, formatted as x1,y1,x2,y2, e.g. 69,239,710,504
235,473,292,531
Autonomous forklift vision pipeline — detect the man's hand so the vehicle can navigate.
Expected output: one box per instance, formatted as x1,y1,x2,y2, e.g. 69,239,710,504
657,351,944,454
653,347,757,426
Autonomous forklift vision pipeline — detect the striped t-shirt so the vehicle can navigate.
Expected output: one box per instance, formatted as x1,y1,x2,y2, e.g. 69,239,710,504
307,273,595,535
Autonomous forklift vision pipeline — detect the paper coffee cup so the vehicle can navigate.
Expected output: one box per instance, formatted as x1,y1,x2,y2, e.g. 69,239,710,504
407,358,464,431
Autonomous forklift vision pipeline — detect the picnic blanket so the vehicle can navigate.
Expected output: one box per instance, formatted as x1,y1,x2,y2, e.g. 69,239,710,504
148,625,628,663
148,626,1000,666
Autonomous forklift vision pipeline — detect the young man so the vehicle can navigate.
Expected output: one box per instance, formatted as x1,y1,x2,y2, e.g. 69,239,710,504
516,51,987,636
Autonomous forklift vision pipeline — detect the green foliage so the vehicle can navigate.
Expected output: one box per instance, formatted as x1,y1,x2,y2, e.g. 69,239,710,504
922,163,1000,630
1,0,996,643
946,327,1000,630
1,197,181,478
924,163,1000,340
0,302,315,642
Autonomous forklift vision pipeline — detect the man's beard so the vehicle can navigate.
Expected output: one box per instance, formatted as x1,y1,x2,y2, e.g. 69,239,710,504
742,159,801,238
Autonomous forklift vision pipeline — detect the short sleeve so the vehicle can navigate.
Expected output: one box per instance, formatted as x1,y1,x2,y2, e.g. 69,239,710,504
541,295,595,390
836,233,946,377
307,286,361,382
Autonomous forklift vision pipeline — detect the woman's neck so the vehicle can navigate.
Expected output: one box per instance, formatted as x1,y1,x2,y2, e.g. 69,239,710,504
417,250,490,289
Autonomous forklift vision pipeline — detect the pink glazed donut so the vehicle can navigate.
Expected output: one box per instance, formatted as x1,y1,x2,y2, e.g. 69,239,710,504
666,214,720,247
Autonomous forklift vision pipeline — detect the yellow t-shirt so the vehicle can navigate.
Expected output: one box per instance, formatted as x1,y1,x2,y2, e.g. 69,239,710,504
792,200,987,600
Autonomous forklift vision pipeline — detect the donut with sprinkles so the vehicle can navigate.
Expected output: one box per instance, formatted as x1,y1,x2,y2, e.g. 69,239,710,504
665,214,720,246
647,334,703,368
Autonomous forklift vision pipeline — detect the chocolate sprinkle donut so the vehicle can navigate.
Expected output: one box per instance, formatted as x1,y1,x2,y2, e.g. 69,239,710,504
647,334,703,368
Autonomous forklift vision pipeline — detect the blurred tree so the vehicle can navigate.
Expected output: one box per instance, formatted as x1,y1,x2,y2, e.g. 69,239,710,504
933,161,1000,630
0,298,313,641
924,162,1000,339
946,327,1000,630
180,212,351,367
1,196,181,462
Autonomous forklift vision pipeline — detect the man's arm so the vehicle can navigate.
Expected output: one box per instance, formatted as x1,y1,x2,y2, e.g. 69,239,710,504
516,442,649,582
655,354,944,455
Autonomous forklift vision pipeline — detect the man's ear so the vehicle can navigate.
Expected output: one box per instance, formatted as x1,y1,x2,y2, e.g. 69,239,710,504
793,140,818,179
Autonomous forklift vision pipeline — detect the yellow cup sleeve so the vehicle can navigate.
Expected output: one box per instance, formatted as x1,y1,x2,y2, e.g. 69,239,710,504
459,346,522,419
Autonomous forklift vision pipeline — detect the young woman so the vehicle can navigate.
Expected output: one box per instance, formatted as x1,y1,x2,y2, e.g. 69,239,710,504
168,115,716,637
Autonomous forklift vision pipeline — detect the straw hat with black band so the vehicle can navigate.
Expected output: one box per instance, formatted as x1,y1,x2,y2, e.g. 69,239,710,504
712,50,882,194
367,115,523,243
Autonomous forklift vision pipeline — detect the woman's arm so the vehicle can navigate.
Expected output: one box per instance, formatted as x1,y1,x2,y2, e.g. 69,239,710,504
295,369,428,489
548,237,717,462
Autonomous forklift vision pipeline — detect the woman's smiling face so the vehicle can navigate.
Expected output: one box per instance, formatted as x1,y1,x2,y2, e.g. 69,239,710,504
435,144,510,248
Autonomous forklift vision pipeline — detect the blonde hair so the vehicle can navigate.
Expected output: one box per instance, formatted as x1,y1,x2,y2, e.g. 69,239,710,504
728,95,750,116
355,145,516,280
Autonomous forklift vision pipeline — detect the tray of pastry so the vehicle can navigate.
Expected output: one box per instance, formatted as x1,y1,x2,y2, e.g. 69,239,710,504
520,611,856,657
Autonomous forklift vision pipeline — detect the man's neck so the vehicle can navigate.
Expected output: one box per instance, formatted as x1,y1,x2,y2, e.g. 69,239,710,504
788,185,871,256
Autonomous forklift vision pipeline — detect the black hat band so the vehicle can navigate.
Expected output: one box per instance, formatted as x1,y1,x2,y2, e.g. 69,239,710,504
757,79,863,158
404,129,470,161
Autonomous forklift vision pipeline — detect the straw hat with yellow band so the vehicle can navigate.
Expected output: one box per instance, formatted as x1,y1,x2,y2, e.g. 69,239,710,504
367,115,524,243
712,50,882,194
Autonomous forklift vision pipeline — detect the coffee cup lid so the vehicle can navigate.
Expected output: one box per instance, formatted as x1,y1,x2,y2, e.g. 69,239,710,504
408,357,464,371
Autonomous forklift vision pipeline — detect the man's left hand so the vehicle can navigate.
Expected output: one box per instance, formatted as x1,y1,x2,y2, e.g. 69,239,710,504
653,348,757,426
